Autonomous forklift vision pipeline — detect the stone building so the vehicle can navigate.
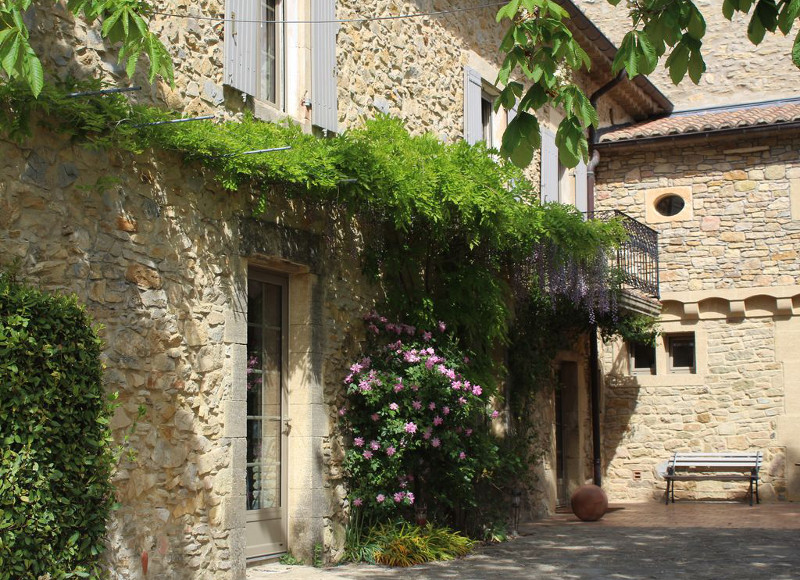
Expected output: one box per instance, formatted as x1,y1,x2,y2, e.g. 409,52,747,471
567,0,800,505
593,99,800,503
0,0,671,578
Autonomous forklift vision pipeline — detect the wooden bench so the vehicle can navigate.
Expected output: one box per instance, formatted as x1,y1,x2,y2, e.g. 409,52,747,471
664,451,762,505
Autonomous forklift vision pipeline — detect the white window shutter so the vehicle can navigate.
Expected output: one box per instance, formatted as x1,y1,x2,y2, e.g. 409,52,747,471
541,127,559,203
575,159,588,214
224,0,259,96
312,0,338,133
463,66,482,145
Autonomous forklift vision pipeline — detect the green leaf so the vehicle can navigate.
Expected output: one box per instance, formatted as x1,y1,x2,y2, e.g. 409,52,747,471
778,0,800,34
687,48,706,83
793,29,800,66
636,31,658,74
665,42,690,84
688,6,707,38
496,0,521,22
748,11,767,43
25,47,43,97
723,0,736,19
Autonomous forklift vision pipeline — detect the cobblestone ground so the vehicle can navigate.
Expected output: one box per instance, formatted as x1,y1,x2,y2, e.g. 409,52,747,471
248,503,800,579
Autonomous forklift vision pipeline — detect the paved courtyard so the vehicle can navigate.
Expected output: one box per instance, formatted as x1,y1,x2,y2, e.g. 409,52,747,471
248,502,800,579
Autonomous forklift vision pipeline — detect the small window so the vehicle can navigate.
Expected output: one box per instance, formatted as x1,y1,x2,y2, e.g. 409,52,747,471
667,334,695,374
630,341,656,375
655,194,685,217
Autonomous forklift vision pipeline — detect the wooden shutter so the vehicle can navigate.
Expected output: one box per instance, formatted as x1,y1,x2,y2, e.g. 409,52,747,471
540,127,559,203
575,159,588,214
464,66,483,145
224,0,259,96
312,0,338,133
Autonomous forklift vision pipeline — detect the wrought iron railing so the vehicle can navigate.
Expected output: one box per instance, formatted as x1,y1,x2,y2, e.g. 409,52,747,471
588,210,660,299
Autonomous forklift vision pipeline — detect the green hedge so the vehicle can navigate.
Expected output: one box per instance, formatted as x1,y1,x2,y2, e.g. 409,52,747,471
0,274,114,579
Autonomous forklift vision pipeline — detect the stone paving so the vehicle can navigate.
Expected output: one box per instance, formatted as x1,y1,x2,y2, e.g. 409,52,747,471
247,502,800,579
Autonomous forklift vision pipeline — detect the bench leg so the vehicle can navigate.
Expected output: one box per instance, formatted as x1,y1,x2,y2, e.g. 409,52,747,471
748,478,754,506
665,480,670,505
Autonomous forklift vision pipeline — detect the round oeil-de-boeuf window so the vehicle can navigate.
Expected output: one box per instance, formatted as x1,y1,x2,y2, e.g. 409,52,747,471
655,194,685,217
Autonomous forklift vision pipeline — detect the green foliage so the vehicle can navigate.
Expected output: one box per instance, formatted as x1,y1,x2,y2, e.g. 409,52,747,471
598,310,660,346
495,0,800,166
0,0,172,97
0,271,115,579
346,521,474,567
278,552,303,566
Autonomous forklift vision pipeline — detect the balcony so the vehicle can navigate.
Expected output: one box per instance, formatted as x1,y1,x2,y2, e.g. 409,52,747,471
589,210,660,307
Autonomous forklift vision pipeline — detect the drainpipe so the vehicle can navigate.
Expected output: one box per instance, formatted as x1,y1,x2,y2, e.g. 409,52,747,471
586,70,625,487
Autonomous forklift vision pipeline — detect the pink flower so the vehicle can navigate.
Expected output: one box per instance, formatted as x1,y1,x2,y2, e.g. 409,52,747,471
438,321,446,332
389,402,399,411
371,413,380,421
458,397,467,405
370,440,380,450
433,416,443,426
431,437,441,448
386,446,396,457
423,331,432,342
459,452,466,460
491,410,499,419
404,422,417,434
394,492,405,503
465,428,473,437
354,437,365,447
411,384,419,391
425,358,435,370
442,406,450,415
350,362,363,373
339,407,347,416
429,402,436,411
363,450,373,459
406,492,415,504
472,385,482,396
393,383,404,393
344,374,353,384
353,497,363,507
412,400,422,410
376,494,385,503
451,381,462,390
361,357,371,368
423,428,432,440
368,323,379,334
463,356,470,364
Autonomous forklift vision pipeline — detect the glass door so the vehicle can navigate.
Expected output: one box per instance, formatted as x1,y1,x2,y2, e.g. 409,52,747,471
245,271,287,558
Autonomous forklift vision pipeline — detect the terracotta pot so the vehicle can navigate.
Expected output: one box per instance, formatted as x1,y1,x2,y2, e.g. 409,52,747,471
570,484,608,521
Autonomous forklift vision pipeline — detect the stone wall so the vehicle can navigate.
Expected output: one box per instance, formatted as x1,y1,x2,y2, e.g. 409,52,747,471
575,0,800,109
601,316,786,502
595,134,800,294
0,127,375,578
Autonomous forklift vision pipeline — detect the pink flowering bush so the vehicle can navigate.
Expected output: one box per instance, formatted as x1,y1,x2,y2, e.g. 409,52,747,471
341,313,500,523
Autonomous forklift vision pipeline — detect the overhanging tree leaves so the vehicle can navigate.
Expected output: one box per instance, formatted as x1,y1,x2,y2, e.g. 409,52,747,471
496,0,800,168
0,0,173,97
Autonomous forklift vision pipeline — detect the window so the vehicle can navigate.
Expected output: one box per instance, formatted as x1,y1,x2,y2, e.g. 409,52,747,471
655,194,685,217
667,333,696,374
630,341,656,375
224,0,338,132
464,66,502,147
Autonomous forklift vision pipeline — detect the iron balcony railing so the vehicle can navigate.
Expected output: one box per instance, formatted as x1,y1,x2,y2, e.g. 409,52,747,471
589,210,660,299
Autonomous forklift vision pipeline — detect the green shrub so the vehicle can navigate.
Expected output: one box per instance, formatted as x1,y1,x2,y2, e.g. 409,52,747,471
349,521,474,567
0,273,114,579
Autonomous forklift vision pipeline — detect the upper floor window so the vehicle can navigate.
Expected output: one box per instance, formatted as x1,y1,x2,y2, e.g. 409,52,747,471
224,0,338,133
464,66,504,148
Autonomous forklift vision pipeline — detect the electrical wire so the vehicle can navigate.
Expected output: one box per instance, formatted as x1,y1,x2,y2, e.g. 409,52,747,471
150,2,507,26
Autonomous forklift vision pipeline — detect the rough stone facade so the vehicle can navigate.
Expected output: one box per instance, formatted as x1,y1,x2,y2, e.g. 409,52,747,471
594,133,800,503
575,0,800,109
